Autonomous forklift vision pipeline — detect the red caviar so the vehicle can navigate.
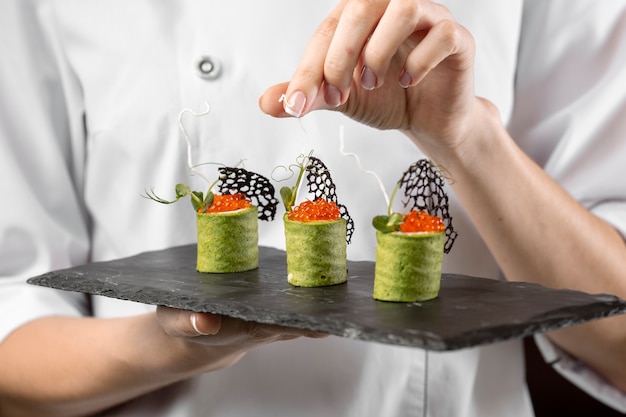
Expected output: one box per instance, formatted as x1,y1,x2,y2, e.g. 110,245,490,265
200,193,251,213
400,210,445,233
287,199,341,222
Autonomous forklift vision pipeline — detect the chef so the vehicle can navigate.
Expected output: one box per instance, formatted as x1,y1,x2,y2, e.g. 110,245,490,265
1,1,625,416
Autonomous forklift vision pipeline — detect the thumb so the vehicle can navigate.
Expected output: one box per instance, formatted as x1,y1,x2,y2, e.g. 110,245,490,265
190,312,222,336
260,82,342,119
259,82,291,117
156,306,222,338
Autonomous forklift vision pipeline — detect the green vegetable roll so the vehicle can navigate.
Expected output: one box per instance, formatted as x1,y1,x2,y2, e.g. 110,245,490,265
373,230,445,302
283,214,347,287
196,206,259,273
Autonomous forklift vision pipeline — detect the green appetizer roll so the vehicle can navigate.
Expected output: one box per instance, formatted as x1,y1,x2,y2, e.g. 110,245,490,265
373,230,445,302
196,206,259,273
370,159,458,302
143,137,278,275
283,214,347,287
278,155,353,287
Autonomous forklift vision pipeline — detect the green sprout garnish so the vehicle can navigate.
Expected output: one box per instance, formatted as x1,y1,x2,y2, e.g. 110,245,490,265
371,180,404,233
275,151,313,213
143,180,218,212
143,104,279,219
372,212,404,233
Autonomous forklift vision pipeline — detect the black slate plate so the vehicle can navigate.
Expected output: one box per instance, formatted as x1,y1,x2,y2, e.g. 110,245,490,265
27,245,626,351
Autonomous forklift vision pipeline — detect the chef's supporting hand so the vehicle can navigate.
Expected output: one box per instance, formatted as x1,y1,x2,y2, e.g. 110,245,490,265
156,306,326,368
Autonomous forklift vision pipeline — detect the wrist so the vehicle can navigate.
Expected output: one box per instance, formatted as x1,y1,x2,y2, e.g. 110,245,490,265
405,97,506,181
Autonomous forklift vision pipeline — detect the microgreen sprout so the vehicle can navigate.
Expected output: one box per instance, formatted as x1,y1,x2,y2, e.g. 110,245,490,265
370,180,406,233
273,150,314,212
142,102,278,219
143,180,218,212
142,103,220,211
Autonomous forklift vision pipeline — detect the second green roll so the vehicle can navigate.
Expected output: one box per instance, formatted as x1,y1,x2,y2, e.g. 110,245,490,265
283,214,347,287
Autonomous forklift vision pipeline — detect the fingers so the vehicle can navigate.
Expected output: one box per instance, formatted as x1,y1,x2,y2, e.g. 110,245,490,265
156,306,327,346
278,1,346,117
359,0,451,88
401,19,474,88
205,318,328,347
261,0,470,119
323,0,386,92
259,82,330,118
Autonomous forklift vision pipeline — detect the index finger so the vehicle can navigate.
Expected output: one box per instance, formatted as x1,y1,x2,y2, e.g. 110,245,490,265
281,1,348,117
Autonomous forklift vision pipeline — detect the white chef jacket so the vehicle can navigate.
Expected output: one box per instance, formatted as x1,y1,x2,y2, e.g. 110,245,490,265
1,1,625,416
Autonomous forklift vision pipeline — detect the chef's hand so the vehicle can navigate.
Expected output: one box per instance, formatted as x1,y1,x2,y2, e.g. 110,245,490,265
260,0,484,156
0,309,327,417
156,306,326,370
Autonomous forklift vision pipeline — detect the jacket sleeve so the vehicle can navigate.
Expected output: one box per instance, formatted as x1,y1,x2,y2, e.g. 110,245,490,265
510,0,626,410
510,0,626,238
0,0,92,342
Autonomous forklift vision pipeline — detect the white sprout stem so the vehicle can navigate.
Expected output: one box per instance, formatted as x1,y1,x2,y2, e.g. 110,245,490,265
294,152,313,202
178,101,213,185
270,151,313,205
338,126,390,207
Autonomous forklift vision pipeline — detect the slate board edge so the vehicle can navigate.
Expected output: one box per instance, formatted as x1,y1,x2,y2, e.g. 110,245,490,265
27,268,626,351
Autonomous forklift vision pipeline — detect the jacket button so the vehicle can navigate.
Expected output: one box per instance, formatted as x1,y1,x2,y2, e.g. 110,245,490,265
196,56,221,80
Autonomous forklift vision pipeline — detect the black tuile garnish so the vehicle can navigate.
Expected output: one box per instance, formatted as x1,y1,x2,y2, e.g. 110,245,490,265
398,159,457,253
305,157,355,244
217,167,278,221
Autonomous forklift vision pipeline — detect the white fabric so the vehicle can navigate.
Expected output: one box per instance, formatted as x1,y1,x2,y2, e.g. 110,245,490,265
534,334,626,413
1,0,625,415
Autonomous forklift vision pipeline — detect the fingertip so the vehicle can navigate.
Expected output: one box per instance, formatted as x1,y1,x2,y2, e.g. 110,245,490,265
191,312,222,336
259,83,291,117
360,66,378,90
399,69,413,89
323,83,342,108
282,91,308,118
262,82,340,118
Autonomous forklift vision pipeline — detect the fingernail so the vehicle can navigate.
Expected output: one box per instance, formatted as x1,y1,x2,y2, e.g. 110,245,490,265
399,69,412,89
324,84,342,108
190,313,212,336
360,66,377,90
282,91,307,118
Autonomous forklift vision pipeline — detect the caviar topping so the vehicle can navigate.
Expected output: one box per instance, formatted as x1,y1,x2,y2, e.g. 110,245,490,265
399,210,445,233
276,152,354,243
287,199,341,222
200,193,251,214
